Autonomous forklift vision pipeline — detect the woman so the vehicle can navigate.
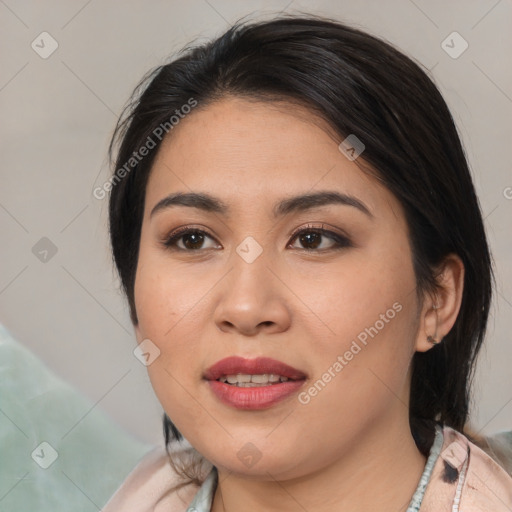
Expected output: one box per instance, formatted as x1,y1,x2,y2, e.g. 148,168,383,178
103,14,512,511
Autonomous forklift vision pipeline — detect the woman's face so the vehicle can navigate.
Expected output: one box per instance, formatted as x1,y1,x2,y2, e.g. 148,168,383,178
134,97,425,478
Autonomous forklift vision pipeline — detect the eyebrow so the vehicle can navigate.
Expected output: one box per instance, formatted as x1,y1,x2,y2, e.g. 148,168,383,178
150,190,373,219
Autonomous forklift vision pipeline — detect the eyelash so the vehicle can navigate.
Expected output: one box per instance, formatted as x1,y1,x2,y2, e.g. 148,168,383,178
161,223,352,253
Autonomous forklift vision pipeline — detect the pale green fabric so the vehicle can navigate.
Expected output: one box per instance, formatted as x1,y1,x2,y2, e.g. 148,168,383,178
0,323,154,511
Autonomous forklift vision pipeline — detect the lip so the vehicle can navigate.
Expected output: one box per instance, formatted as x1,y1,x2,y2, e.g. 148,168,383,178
204,356,307,410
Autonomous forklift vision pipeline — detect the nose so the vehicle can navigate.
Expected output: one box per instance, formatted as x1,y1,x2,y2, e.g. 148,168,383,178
212,249,292,336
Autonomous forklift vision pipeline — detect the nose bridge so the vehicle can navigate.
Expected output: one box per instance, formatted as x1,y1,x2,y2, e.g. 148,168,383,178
235,234,266,266
227,233,272,297
212,233,291,334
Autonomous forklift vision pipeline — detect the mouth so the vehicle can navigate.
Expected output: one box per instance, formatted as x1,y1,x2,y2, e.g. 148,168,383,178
203,355,307,383
203,356,307,409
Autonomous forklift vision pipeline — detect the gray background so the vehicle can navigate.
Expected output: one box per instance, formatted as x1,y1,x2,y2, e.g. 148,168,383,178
1,0,511,447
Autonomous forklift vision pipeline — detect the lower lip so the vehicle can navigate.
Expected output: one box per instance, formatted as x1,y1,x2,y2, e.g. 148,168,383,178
207,379,305,410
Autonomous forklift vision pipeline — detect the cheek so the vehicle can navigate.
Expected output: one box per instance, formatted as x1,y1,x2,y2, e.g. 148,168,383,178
298,246,419,408
133,248,225,427
134,243,213,345
305,246,417,348
134,266,202,366
292,278,417,455
134,270,205,437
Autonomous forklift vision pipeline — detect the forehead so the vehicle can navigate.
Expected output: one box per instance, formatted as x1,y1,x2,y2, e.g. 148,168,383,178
144,97,400,220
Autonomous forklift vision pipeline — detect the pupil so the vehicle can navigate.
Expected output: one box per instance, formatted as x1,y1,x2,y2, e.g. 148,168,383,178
184,233,203,249
300,232,320,249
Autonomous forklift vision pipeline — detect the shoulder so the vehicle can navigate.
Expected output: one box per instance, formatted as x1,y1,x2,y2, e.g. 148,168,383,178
102,445,204,512
421,425,512,512
458,427,512,511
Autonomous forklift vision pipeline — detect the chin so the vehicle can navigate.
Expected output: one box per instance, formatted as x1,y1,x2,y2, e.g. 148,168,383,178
204,440,306,480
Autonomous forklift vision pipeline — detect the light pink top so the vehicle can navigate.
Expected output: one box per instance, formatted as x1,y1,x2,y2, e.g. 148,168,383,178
102,426,512,511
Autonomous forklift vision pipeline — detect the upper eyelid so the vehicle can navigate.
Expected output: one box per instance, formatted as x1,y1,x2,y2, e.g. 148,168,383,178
289,223,342,238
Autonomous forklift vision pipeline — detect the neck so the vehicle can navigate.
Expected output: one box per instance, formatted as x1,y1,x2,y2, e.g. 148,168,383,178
211,411,427,512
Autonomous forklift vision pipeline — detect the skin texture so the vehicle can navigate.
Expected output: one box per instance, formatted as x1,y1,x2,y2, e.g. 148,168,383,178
133,97,464,511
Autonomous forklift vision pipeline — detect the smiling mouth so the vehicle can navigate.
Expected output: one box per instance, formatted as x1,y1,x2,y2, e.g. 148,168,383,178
203,356,307,409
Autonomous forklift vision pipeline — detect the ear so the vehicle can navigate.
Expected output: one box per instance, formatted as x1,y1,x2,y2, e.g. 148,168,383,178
415,253,465,352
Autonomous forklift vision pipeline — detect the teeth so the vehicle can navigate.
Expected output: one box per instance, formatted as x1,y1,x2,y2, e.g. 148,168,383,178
227,374,250,383
251,374,270,384
218,374,290,386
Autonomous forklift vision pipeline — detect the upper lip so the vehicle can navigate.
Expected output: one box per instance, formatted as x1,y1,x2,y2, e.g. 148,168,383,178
204,356,307,381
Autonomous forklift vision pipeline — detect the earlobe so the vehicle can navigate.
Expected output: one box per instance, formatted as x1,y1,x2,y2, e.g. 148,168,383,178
426,334,440,345
415,254,465,353
416,302,441,352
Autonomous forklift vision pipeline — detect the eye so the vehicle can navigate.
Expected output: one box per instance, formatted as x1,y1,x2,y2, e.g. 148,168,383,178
162,223,351,252
287,224,351,251
162,227,219,251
